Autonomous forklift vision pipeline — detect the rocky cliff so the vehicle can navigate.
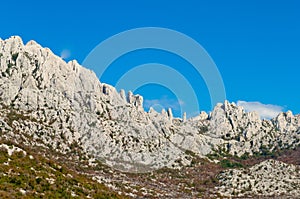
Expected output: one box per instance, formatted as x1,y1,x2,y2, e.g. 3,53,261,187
0,36,299,198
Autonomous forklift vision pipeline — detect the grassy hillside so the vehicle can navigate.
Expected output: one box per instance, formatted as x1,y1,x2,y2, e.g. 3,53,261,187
0,141,124,199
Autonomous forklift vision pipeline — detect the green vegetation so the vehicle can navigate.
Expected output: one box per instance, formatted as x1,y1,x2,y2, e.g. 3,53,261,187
5,62,14,74
257,145,277,157
206,152,221,160
0,142,124,199
239,152,250,160
184,150,196,157
5,107,36,127
220,159,244,168
11,53,19,62
199,126,208,133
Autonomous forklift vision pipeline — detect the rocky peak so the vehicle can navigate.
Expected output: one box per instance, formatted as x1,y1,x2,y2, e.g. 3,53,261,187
167,108,173,121
209,100,263,139
273,110,300,133
0,36,299,173
192,111,209,121
127,91,143,109
1,35,300,198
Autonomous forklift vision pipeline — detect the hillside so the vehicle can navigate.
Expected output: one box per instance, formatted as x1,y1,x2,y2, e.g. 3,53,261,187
0,36,299,198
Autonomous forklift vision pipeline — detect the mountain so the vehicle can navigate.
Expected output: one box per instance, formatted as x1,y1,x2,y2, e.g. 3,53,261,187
0,36,299,198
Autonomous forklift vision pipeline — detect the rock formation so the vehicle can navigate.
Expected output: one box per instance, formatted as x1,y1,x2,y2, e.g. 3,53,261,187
0,36,299,198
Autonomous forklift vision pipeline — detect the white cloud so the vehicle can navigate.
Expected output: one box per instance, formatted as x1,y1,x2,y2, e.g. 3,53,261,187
144,96,184,111
178,99,185,106
237,100,284,119
60,49,71,59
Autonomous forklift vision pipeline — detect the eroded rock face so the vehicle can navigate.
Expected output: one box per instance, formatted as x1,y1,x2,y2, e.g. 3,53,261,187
0,36,203,172
217,159,300,197
207,100,300,157
0,36,300,173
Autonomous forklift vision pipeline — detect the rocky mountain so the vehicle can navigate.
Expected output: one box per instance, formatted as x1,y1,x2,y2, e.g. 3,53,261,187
0,36,299,198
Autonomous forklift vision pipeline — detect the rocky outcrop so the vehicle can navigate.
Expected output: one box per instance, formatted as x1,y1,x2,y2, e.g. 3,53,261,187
0,36,203,172
217,159,300,197
208,100,300,157
0,36,300,174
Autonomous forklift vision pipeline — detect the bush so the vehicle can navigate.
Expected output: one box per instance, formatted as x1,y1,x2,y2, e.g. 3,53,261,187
220,159,243,168
11,53,19,62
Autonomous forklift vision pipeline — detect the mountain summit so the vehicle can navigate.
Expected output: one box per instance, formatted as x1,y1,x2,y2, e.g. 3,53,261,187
0,36,299,198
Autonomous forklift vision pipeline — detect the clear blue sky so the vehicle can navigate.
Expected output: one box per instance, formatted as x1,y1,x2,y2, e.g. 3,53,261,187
1,1,299,117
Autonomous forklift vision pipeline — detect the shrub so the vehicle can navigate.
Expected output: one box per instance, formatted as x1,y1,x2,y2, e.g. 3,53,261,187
220,159,243,168
11,53,19,62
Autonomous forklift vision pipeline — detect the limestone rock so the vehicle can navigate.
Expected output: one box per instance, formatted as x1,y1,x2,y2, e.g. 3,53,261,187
217,159,300,197
0,36,300,174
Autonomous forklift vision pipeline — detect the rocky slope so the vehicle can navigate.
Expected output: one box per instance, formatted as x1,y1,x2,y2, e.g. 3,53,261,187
0,36,300,198
217,159,300,197
0,142,123,198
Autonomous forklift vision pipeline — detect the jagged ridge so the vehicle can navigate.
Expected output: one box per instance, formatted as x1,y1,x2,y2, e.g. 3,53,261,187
0,36,300,198
1,36,300,171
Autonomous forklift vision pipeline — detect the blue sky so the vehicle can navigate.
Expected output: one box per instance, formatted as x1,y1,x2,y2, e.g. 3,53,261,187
1,1,299,118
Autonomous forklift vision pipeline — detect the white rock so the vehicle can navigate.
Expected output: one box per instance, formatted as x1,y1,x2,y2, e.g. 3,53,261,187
0,36,299,174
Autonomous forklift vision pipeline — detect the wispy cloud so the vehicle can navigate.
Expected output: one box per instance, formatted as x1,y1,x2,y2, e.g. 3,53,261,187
144,96,184,111
237,100,284,119
60,49,71,59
